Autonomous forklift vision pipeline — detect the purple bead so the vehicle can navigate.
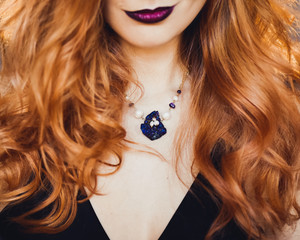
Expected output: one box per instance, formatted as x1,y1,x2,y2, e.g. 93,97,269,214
177,89,182,94
169,102,176,109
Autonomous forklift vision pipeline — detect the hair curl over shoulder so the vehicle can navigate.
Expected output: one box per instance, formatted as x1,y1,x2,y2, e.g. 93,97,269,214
0,0,300,239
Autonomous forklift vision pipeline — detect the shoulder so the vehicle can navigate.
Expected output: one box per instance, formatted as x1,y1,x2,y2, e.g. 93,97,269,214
0,179,8,213
278,220,300,240
0,203,7,213
277,192,300,240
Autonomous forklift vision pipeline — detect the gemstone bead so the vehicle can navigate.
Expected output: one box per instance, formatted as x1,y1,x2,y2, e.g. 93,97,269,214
177,90,182,94
134,110,144,119
169,102,176,109
173,96,179,102
162,112,171,120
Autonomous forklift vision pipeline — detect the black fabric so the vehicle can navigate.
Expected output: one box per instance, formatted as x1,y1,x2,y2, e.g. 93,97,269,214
0,174,248,240
0,197,108,240
0,143,249,240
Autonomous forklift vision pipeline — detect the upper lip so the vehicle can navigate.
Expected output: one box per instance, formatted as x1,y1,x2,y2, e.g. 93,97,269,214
125,5,175,13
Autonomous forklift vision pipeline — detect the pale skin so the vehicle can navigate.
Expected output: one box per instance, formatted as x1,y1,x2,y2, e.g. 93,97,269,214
1,0,299,239
88,1,300,240
88,0,206,239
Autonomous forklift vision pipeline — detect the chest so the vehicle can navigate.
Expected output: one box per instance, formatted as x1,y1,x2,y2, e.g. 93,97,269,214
89,150,194,240
88,90,196,239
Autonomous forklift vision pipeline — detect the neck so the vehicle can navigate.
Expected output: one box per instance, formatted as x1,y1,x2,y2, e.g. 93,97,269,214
121,37,184,97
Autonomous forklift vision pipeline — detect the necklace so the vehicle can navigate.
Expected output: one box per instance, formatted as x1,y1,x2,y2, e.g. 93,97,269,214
125,72,188,141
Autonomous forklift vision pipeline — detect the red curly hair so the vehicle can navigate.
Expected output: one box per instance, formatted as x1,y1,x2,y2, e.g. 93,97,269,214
0,0,300,239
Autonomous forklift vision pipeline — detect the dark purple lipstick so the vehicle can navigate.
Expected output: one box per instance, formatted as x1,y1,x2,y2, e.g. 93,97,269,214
125,6,174,24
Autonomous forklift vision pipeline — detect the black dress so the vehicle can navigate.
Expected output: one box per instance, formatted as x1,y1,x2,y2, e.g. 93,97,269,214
0,145,249,240
0,173,248,240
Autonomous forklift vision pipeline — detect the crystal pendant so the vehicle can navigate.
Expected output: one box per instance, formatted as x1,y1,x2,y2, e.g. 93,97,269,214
140,111,167,140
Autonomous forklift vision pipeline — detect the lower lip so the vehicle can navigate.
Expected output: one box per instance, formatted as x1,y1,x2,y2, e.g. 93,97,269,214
125,6,174,24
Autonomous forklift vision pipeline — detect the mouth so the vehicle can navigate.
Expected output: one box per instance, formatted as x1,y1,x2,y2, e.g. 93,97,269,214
125,6,175,24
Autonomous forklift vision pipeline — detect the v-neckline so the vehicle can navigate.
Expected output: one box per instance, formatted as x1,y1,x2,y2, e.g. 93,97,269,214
86,175,200,240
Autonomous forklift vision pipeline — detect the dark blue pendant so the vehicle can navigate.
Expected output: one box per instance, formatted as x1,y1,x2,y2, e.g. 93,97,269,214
140,111,167,140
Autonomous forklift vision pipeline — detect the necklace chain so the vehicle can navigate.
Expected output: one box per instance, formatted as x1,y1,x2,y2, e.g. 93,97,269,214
125,71,189,141
126,86,182,121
